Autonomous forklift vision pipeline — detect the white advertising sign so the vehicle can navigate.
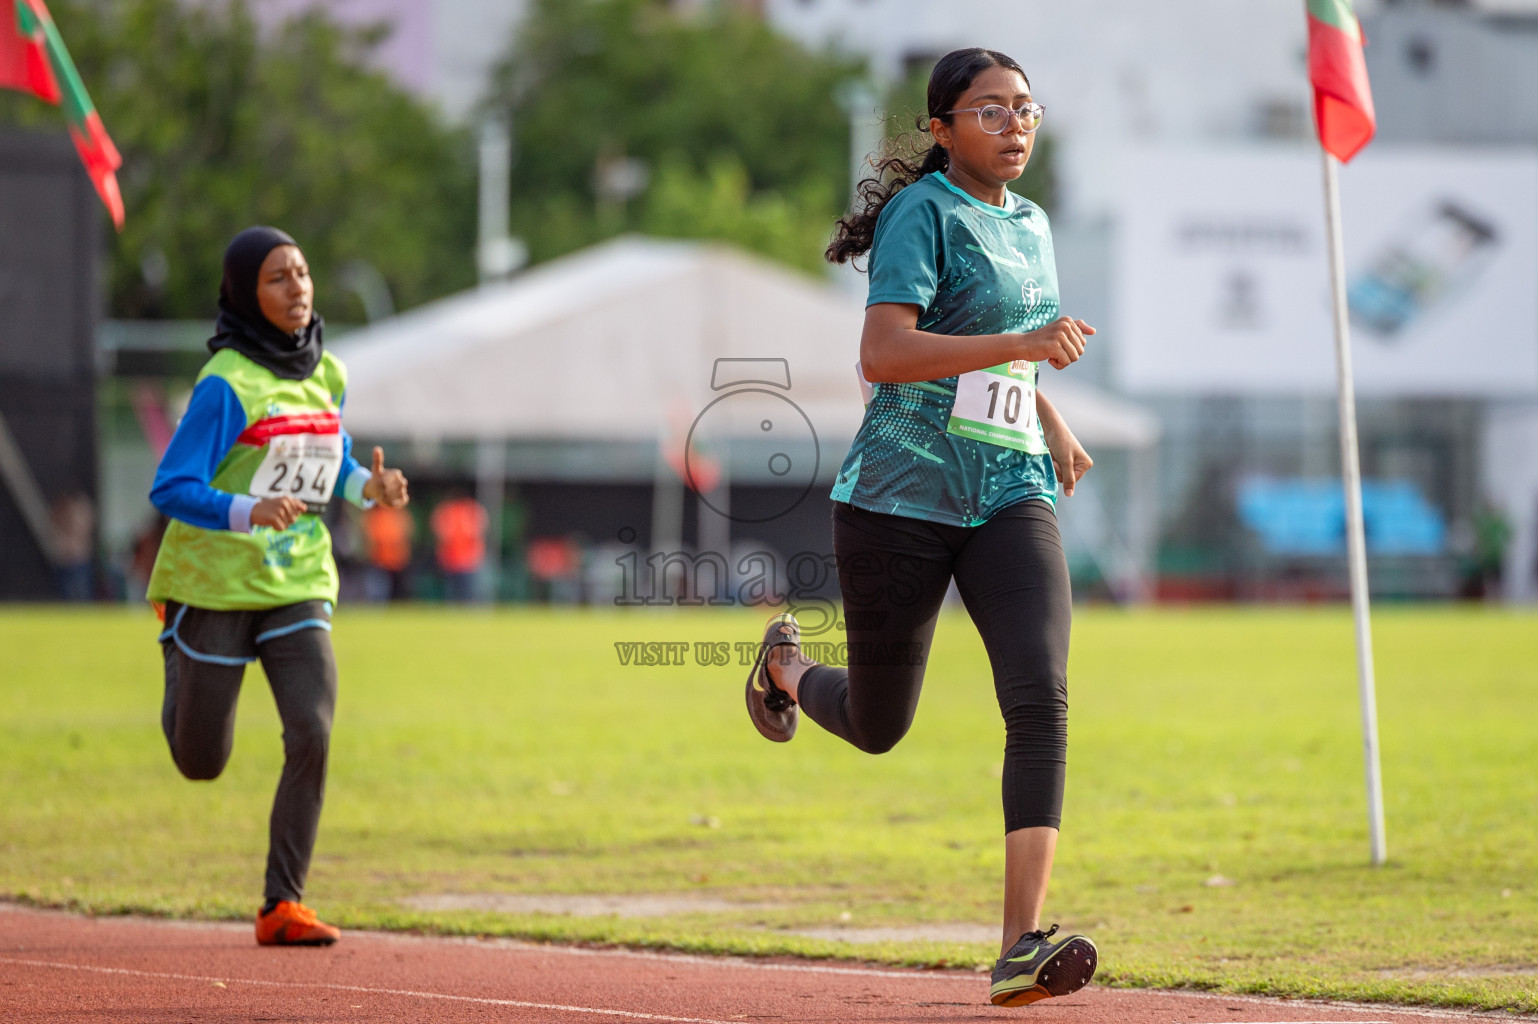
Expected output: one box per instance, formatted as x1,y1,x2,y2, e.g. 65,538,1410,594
1114,147,1538,395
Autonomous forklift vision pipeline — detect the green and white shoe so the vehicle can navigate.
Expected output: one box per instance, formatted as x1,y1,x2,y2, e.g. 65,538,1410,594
988,924,1097,1007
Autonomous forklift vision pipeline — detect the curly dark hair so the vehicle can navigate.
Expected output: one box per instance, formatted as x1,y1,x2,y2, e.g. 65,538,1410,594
825,48,1029,267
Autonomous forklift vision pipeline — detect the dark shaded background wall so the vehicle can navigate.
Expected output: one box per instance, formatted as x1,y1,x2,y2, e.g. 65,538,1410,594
0,130,100,599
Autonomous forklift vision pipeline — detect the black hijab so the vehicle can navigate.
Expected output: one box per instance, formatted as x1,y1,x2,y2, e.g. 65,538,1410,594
207,226,325,380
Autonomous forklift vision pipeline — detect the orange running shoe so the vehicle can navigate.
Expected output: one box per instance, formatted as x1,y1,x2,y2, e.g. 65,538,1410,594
255,901,340,946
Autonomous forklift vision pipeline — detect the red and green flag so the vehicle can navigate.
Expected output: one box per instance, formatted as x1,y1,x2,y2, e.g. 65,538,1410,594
0,0,123,228
1307,0,1377,163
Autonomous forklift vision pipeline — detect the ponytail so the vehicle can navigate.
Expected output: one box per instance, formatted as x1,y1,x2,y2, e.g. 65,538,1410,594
825,137,948,266
825,48,1028,267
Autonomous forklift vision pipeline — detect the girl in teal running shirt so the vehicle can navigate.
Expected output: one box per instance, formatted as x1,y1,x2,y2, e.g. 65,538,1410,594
744,49,1100,1008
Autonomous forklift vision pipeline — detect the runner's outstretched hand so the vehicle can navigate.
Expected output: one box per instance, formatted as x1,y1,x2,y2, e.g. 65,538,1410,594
363,446,410,508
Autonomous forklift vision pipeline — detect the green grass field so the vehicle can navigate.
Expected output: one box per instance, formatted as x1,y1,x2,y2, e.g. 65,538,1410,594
2,605,1535,1011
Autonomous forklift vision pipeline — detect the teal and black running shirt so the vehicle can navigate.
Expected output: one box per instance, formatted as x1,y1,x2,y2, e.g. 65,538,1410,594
831,172,1060,527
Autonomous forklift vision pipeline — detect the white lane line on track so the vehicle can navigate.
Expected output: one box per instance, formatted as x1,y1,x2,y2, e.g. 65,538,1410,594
1164,991,1526,1021
0,911,1522,1022
0,956,738,1024
401,937,1527,1019
428,936,988,982
498,943,1523,1022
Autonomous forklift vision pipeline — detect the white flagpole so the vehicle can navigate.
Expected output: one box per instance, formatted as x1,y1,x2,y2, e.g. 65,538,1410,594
1320,149,1387,866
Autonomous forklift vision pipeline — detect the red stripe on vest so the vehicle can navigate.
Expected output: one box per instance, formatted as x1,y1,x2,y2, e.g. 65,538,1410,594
237,411,341,447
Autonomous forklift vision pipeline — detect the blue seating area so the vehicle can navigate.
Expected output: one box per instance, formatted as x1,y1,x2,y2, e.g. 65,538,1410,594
1236,477,1446,557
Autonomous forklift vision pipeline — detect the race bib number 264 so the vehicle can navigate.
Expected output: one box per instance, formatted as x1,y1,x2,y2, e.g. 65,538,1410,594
248,433,343,511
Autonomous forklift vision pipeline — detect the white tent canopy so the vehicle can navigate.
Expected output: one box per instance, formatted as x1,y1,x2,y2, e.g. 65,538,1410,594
333,236,1158,453
335,237,864,443
336,236,1162,601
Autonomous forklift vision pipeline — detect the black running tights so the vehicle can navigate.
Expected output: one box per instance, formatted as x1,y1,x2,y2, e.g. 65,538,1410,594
160,616,336,904
797,499,1072,832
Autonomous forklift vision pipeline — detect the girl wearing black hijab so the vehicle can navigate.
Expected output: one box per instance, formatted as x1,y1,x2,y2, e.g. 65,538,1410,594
147,227,409,945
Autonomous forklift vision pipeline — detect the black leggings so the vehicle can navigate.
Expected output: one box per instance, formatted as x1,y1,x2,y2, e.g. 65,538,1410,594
160,601,337,904
797,499,1072,832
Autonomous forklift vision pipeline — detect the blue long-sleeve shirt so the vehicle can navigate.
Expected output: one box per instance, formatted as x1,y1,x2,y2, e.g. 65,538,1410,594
150,375,371,532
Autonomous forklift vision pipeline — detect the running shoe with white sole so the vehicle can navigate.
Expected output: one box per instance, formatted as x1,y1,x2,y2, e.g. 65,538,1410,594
988,924,1096,1006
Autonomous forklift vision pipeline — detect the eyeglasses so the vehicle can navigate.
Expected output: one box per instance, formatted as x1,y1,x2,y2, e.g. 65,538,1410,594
946,102,1045,135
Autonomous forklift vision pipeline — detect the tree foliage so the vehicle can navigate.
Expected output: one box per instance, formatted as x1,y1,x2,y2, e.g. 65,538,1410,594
489,0,861,274
0,0,1061,317
0,0,476,320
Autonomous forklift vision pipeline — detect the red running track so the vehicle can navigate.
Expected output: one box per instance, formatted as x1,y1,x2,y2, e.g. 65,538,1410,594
0,904,1508,1023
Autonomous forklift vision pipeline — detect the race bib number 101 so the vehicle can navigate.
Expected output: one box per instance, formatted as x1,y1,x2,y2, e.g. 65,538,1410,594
248,433,343,511
945,360,1048,454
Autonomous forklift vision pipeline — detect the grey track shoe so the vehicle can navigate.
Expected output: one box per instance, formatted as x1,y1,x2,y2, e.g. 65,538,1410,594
745,612,799,742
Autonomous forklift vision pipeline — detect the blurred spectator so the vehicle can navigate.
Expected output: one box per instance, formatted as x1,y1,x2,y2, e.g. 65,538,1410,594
431,493,488,603
329,504,369,604
363,504,415,602
127,512,170,602
1455,504,1511,600
1473,504,1511,599
527,536,581,604
49,494,95,602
